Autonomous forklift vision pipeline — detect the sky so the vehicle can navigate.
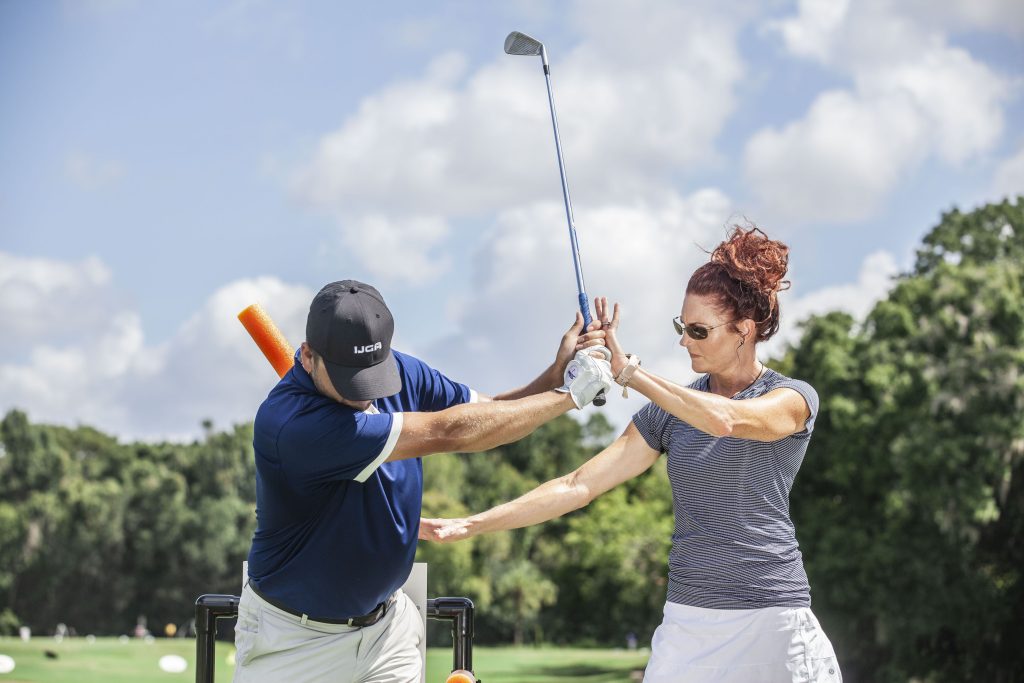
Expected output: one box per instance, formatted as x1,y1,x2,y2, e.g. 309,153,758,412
1,0,1022,441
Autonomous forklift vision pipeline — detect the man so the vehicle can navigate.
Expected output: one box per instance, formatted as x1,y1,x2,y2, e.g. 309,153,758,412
233,280,612,683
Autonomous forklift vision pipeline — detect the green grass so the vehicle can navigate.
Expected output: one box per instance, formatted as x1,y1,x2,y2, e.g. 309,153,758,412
0,637,648,682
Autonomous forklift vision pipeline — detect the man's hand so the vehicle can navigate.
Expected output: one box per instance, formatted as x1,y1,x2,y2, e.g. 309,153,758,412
419,517,472,543
555,347,614,408
553,312,586,377
579,297,627,376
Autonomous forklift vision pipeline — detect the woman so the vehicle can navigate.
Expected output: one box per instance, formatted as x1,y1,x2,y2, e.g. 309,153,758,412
420,225,842,682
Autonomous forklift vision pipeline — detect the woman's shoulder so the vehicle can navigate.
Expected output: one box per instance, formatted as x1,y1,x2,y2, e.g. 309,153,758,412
760,369,819,407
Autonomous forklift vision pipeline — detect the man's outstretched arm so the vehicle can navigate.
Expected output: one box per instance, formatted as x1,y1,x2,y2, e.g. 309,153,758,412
388,346,614,460
392,390,573,459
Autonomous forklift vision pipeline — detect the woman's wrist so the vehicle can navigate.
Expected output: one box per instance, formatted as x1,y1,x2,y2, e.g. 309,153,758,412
613,354,642,394
611,352,629,376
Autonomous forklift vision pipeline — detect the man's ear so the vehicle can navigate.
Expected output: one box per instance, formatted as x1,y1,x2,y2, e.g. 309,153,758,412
299,342,313,373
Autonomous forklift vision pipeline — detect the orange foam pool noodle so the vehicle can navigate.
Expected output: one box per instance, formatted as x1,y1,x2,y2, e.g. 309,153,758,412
238,303,295,378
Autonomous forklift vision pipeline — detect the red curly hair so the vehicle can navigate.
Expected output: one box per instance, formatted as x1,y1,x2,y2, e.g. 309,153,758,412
687,224,791,343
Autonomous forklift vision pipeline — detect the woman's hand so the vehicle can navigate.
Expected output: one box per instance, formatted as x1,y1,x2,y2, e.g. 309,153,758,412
419,517,473,543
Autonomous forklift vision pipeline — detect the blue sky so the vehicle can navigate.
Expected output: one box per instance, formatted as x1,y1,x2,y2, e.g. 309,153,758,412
2,0,1022,440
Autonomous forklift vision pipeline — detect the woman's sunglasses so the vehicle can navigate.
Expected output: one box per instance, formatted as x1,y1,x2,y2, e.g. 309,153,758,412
672,316,735,340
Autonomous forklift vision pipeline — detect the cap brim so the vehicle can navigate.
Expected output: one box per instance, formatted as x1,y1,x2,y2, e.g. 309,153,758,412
322,350,402,401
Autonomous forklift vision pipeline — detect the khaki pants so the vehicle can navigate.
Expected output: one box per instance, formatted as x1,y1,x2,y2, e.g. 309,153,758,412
233,583,423,683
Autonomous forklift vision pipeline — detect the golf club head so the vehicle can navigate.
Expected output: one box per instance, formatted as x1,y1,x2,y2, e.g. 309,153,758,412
504,31,543,56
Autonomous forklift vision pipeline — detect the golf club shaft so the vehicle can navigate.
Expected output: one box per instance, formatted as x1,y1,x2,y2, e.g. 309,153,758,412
540,57,606,406
541,62,593,332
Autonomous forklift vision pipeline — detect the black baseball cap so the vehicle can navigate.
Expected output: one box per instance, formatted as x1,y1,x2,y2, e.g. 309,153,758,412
305,280,402,401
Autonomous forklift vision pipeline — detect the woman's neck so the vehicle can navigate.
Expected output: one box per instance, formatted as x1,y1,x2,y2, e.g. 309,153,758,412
708,359,764,397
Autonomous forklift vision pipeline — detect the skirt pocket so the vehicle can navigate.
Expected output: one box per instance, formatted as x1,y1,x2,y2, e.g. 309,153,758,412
793,617,842,683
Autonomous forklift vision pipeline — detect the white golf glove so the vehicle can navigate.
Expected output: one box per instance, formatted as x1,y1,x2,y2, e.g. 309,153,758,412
556,346,614,409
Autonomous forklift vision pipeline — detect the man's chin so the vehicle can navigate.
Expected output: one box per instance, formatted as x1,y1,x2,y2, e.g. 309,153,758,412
340,398,373,411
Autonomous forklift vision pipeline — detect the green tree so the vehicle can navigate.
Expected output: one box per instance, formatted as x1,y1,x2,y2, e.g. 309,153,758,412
0,412,257,635
779,196,1024,682
491,559,557,645
547,460,672,644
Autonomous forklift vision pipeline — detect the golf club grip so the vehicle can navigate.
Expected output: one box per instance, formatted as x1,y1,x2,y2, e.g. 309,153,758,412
576,293,607,407
578,292,593,330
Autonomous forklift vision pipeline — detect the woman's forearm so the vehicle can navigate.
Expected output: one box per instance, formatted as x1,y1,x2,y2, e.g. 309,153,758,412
628,369,735,437
465,472,591,536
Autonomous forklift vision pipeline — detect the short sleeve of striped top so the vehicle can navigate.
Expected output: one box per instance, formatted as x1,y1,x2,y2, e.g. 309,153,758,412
631,369,820,609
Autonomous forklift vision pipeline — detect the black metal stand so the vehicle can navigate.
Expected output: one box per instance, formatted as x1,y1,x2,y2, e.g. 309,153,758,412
195,594,239,683
426,597,475,673
194,594,477,683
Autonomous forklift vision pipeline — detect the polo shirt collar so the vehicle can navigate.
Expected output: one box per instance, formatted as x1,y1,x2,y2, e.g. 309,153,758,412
287,350,379,415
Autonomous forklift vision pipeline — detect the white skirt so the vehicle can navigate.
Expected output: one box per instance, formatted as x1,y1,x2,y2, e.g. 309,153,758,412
643,601,842,683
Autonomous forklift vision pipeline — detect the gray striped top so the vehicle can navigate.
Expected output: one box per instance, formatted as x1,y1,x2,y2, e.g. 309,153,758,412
632,368,818,609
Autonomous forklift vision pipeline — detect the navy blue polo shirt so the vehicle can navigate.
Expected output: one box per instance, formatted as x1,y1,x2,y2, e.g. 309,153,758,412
246,348,473,619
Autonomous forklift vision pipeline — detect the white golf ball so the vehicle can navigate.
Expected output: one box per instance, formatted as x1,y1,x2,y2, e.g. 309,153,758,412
158,654,188,673
0,655,15,674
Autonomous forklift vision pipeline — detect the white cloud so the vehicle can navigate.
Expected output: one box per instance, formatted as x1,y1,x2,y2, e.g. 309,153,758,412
291,0,747,288
320,213,453,286
422,187,733,429
862,48,1008,165
0,241,901,439
0,251,312,440
123,277,312,438
898,0,1024,37
748,0,1012,224
991,145,1024,200
764,0,850,62
0,252,119,356
65,153,125,190
415,192,901,432
744,91,928,222
761,249,900,359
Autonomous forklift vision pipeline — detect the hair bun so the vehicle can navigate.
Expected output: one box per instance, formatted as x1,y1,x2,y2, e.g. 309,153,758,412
710,224,791,305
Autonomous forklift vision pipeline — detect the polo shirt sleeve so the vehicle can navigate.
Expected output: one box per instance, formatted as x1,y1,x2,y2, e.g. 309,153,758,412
774,379,819,439
399,352,474,412
279,409,403,485
632,401,672,454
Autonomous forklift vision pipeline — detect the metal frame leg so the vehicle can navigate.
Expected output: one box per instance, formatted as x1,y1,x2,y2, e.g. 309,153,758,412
426,597,476,674
195,594,477,683
195,594,240,683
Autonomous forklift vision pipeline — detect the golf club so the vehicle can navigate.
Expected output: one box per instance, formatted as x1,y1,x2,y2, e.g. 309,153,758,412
504,30,606,406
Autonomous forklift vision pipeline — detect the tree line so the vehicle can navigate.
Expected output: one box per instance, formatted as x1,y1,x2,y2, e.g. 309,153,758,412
1,198,1021,681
